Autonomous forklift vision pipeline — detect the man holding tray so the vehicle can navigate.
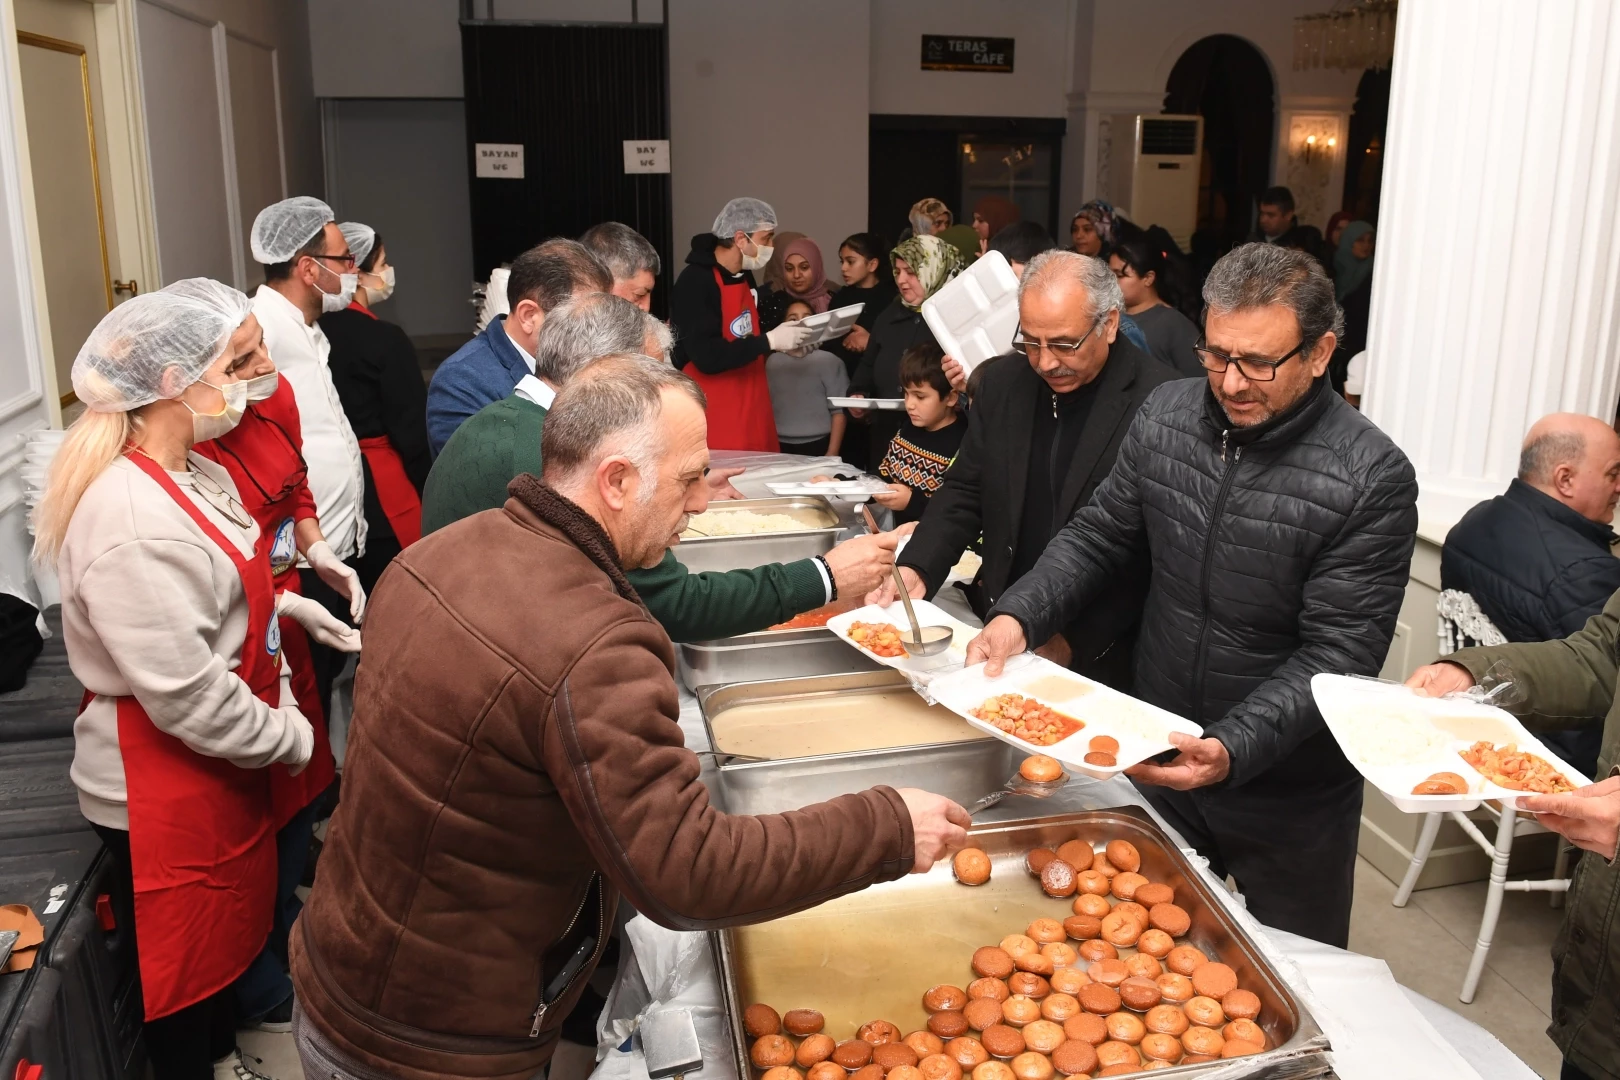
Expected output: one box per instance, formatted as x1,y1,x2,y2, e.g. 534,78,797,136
969,244,1419,947
1408,627,1618,1080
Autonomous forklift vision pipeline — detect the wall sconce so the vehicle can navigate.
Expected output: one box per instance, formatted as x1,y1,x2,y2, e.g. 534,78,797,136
1301,133,1337,164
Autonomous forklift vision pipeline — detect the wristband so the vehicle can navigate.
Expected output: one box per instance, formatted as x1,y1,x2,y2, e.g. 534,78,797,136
815,555,838,602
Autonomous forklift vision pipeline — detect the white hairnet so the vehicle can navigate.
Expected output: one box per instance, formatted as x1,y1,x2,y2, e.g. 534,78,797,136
338,221,376,268
251,195,334,264
711,197,777,239
72,283,253,412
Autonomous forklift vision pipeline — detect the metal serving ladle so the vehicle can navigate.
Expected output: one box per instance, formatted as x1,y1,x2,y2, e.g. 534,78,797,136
860,505,955,657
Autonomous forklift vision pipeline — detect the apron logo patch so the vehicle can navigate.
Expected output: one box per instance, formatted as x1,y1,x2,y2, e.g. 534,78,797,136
728,310,754,338
265,614,281,659
269,518,297,577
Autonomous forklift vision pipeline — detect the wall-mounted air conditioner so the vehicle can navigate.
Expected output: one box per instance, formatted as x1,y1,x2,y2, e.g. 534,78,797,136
1106,114,1203,250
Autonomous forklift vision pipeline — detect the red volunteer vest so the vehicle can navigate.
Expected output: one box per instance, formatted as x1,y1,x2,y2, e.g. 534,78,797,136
113,450,283,1018
683,268,778,452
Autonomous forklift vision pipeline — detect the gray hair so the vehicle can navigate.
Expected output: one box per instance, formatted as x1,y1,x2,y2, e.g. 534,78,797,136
1202,243,1344,343
534,293,658,382
541,355,706,500
1018,250,1125,322
1520,430,1587,484
579,222,662,280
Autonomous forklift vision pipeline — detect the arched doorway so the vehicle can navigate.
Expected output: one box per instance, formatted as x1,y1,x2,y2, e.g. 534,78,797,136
1343,67,1391,225
1164,35,1275,272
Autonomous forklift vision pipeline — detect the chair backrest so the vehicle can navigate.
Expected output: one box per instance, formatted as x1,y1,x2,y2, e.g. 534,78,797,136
1437,589,1507,655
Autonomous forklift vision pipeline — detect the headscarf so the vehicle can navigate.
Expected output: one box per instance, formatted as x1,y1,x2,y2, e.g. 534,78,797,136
973,195,1021,243
778,236,832,313
890,234,965,311
761,230,805,293
909,197,952,236
1325,211,1353,246
937,225,980,270
1073,200,1118,250
1334,221,1375,301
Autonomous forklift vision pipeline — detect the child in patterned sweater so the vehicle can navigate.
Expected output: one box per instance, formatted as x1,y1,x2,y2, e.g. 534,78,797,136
875,342,964,525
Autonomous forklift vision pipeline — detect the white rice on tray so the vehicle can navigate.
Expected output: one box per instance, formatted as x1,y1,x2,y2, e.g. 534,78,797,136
683,509,810,536
1331,700,1452,765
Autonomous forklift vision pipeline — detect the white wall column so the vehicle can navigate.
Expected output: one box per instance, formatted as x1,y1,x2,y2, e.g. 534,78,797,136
1363,0,1620,537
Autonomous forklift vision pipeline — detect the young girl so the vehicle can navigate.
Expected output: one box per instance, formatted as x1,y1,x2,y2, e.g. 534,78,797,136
766,300,849,458
1108,238,1202,377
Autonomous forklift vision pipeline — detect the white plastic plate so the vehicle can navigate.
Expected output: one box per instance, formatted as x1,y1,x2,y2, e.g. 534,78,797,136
1311,673,1592,813
826,600,979,674
921,250,1021,375
827,396,906,411
795,302,864,347
929,654,1204,779
766,478,893,498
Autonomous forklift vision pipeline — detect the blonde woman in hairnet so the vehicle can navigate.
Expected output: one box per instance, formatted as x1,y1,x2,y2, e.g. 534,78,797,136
34,287,335,1080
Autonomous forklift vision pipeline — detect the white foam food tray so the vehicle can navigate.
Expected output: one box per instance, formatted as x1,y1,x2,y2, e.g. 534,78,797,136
921,250,1021,375
766,478,892,498
826,600,980,674
929,654,1204,780
1311,673,1592,813
827,396,906,411
795,302,864,347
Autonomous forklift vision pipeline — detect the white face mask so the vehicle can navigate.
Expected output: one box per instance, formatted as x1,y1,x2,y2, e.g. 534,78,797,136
739,236,773,272
315,261,359,312
185,378,247,442
366,265,396,303
242,371,279,403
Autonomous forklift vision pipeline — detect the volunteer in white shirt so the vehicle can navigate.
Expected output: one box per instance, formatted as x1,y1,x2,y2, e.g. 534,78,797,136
248,196,370,717
34,287,342,1080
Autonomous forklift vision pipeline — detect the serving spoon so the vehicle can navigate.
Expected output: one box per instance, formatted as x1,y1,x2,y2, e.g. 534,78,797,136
967,768,1072,817
859,505,955,657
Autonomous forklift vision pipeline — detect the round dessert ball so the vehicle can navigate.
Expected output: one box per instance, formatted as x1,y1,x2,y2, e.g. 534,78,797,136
954,848,993,886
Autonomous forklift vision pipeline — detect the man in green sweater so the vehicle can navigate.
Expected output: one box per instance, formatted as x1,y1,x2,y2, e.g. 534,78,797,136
422,293,898,641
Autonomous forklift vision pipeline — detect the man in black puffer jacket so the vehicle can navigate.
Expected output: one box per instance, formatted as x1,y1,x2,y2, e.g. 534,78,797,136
973,244,1418,946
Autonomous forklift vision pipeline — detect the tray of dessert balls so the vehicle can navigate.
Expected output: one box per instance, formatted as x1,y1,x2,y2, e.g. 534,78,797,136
927,655,1206,781
1311,673,1592,815
713,806,1329,1080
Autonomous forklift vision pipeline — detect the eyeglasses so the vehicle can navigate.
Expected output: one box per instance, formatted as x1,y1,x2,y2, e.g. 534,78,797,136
1011,317,1104,357
1194,339,1310,383
307,252,355,269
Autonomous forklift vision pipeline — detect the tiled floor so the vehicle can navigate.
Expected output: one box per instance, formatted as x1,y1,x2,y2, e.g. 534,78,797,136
1348,855,1567,1079
240,855,1570,1080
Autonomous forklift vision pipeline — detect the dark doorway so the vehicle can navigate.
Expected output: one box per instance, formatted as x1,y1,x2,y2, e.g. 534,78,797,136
1164,35,1275,268
461,21,673,316
1343,67,1391,226
869,115,1065,243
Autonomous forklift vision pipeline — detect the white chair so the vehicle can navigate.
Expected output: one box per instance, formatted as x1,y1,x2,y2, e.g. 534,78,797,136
1392,589,1572,1003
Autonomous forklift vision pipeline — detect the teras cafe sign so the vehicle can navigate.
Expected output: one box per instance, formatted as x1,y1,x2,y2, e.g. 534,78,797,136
921,35,1014,73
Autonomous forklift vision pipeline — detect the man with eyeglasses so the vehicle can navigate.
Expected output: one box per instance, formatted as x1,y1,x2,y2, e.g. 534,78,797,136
875,250,1176,688
249,197,370,714
969,243,1418,947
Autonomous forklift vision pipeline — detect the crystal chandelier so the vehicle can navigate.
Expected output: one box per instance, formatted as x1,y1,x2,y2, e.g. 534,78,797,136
1293,0,1398,72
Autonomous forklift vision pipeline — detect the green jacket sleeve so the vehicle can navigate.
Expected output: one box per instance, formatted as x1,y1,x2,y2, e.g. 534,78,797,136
628,551,828,643
1449,591,1620,730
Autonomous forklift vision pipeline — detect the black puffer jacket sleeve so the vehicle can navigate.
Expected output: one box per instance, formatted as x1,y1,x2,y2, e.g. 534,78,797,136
988,408,1150,644
1200,452,1417,785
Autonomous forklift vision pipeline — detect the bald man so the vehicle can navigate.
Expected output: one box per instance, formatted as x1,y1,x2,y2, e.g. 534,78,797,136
1442,412,1620,775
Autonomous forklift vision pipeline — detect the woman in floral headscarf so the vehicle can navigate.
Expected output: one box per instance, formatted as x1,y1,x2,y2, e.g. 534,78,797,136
847,235,965,457
1071,199,1118,256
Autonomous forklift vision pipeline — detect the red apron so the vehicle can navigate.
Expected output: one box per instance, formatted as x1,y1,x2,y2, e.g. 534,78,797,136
195,385,335,826
345,303,423,547
684,268,779,452
117,450,282,1019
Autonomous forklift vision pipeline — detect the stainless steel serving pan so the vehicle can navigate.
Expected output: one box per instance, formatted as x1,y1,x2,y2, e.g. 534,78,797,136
678,627,882,691
697,671,1015,815
673,497,845,573
713,807,1330,1080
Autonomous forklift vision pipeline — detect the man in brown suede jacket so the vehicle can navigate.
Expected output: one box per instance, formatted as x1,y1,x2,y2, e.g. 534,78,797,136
290,354,970,1080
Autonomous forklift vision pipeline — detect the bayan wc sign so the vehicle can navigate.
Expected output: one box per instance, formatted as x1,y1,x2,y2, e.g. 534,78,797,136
475,143,525,179
920,35,1015,73
623,140,671,174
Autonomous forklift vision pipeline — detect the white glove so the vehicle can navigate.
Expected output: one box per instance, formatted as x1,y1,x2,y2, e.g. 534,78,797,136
766,321,813,352
282,709,313,775
306,539,366,623
276,589,362,653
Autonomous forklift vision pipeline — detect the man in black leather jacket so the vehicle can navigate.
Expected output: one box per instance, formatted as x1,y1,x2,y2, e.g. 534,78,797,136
1441,412,1620,778
971,244,1418,946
